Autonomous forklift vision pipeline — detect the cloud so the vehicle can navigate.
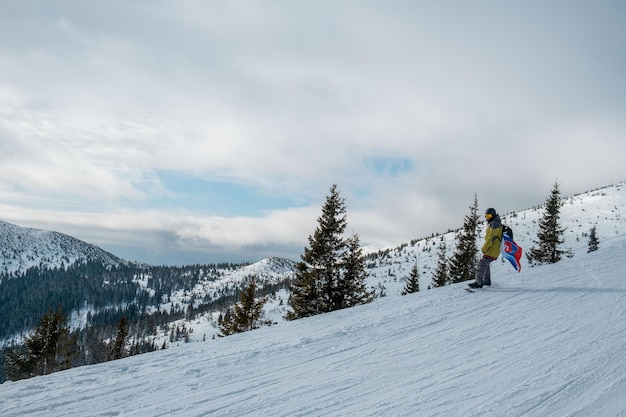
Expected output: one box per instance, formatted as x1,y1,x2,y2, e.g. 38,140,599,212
1,1,625,263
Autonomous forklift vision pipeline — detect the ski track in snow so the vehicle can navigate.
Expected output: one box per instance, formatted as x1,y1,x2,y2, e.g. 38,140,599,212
2,237,626,416
1,182,626,416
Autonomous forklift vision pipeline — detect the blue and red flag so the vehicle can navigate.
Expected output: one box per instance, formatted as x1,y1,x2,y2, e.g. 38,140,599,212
501,233,522,272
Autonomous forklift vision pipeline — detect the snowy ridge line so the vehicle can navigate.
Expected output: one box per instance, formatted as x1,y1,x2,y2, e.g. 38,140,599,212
0,220,127,275
1,181,624,342
1,232,624,416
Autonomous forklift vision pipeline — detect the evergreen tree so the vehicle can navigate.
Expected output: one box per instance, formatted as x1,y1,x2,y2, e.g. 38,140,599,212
430,239,448,289
449,194,480,283
3,349,31,382
527,181,567,265
338,234,375,308
287,184,372,320
110,317,129,360
587,225,599,253
401,260,420,295
5,309,76,380
220,277,267,336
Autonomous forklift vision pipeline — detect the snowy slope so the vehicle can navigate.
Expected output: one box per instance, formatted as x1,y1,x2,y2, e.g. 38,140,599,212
161,182,626,342
155,256,296,314
1,186,625,416
2,182,622,338
0,220,127,275
365,182,625,296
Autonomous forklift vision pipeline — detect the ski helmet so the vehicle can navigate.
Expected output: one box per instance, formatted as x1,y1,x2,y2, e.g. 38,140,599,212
485,207,497,221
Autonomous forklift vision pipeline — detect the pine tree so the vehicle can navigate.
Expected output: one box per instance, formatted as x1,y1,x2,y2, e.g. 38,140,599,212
285,262,320,320
110,317,129,360
287,184,373,320
338,234,375,308
4,309,76,380
527,181,567,265
4,349,31,381
430,239,448,289
587,225,599,253
220,277,267,336
401,260,420,295
449,194,480,283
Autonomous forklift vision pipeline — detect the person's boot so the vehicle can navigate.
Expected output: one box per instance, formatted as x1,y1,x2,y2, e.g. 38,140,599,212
468,282,483,289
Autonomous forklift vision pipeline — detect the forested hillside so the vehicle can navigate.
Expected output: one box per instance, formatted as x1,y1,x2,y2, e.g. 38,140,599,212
1,181,623,383
0,255,295,382
2,193,625,416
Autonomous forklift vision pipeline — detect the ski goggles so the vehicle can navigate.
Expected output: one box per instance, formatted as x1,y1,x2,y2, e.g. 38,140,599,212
485,213,493,220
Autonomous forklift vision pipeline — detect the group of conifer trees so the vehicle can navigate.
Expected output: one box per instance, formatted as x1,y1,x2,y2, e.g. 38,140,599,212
427,181,601,291
3,310,155,382
219,277,269,336
219,184,376,336
5,181,603,380
426,194,481,290
4,310,75,381
223,181,600,336
286,184,375,320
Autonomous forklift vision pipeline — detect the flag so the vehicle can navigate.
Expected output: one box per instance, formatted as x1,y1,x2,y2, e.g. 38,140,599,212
501,233,522,272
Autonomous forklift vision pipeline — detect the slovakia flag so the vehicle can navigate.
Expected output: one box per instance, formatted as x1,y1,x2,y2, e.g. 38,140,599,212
501,233,522,272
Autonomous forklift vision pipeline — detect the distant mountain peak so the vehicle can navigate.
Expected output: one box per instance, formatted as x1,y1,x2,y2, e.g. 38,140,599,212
0,220,126,275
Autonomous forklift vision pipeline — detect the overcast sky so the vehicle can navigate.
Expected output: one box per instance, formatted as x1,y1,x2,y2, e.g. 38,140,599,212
1,1,625,265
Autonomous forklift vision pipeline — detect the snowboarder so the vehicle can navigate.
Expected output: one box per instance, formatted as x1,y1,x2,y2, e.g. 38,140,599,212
468,208,503,289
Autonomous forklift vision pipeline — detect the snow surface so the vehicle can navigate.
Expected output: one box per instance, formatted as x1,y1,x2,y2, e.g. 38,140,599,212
0,220,125,275
165,182,626,343
1,184,625,416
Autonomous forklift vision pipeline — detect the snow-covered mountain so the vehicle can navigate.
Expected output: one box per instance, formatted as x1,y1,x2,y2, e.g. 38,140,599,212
2,181,624,344
1,182,624,416
0,220,298,346
154,180,626,342
0,220,127,275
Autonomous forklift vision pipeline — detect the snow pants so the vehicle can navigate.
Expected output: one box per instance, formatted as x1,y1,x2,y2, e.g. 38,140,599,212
475,256,495,286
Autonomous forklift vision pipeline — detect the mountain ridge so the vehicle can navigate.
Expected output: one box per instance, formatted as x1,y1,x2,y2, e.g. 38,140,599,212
2,180,623,281
0,220,127,275
1,186,624,416
1,180,623,354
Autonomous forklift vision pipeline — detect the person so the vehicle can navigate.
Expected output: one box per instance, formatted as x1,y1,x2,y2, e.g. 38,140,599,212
469,208,503,289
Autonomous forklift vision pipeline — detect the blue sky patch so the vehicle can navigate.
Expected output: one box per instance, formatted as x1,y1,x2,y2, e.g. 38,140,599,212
156,172,306,216
365,156,414,177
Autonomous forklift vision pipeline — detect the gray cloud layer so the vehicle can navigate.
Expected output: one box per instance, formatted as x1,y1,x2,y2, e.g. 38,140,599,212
1,1,625,263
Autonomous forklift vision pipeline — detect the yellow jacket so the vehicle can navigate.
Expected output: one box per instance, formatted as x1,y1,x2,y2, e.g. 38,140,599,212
481,216,503,259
